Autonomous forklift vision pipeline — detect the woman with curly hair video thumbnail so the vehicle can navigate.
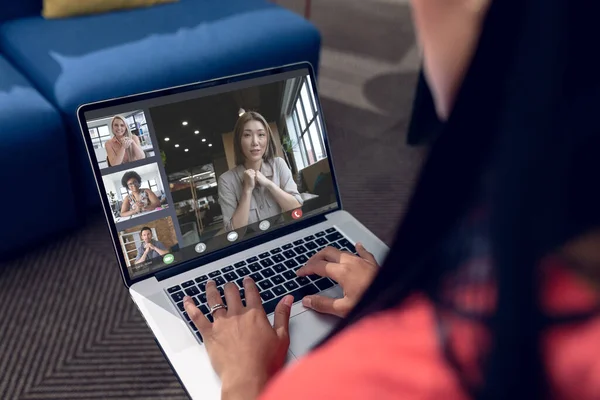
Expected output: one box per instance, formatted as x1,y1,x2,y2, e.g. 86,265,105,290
120,170,161,217
101,163,168,223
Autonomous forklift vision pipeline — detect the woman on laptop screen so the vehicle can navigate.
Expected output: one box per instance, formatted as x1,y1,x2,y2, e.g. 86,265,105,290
119,171,161,217
218,111,303,232
105,115,145,166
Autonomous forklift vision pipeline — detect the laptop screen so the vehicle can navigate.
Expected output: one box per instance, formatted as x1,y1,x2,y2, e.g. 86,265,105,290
83,68,339,281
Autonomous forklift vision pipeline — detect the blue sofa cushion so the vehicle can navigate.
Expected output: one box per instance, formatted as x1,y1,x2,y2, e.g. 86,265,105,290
0,55,76,256
0,0,41,23
0,0,321,117
0,0,320,208
0,55,66,165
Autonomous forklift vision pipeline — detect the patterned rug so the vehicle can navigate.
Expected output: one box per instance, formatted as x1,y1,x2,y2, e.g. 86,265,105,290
0,1,423,398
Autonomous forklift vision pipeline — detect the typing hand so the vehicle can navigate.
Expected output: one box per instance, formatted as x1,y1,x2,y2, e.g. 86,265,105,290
296,243,378,317
184,279,292,398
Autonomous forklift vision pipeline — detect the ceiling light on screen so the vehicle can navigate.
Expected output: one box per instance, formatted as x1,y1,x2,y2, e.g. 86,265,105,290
208,144,213,147
182,121,188,126
175,144,180,148
164,137,170,141
202,138,206,142
194,130,199,134
184,148,189,152
238,108,245,117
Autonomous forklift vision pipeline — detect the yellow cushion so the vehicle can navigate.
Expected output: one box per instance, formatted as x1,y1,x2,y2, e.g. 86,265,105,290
43,0,178,19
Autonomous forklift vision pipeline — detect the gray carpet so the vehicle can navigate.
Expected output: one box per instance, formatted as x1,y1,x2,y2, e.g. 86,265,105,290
0,1,424,398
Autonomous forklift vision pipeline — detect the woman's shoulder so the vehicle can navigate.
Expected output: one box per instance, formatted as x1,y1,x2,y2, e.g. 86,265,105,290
271,157,290,172
219,167,242,187
219,168,236,181
272,157,286,167
260,295,467,400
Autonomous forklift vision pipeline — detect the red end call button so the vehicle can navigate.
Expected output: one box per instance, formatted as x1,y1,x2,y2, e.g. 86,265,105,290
291,209,303,220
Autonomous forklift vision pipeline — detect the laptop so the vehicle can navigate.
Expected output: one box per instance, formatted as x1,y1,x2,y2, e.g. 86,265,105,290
78,62,389,399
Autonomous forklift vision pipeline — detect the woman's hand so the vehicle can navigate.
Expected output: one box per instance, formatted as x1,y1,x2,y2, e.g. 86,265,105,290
122,138,133,148
243,170,257,193
296,243,379,317
255,170,272,188
184,278,293,399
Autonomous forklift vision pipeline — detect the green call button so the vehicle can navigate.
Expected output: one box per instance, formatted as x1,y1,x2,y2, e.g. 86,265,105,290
163,254,175,264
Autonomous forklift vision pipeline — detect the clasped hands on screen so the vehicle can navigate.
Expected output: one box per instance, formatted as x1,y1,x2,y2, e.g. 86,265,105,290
243,169,272,193
120,137,134,148
135,201,146,212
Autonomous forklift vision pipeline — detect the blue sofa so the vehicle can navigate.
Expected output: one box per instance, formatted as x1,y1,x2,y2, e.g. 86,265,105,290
0,0,321,258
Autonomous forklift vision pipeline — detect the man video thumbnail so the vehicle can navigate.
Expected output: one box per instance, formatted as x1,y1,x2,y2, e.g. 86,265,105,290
101,162,169,223
119,216,179,270
149,74,337,247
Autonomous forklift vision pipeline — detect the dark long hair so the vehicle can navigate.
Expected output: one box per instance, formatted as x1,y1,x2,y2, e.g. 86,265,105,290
324,0,600,398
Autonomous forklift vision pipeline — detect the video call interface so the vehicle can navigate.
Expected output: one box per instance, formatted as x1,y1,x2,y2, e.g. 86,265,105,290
86,71,338,280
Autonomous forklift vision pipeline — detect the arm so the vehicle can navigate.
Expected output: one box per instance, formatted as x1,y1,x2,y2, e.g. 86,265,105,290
120,195,138,217
266,159,302,212
106,140,126,166
153,247,169,257
143,189,161,210
152,241,169,257
266,183,301,212
257,297,467,400
135,247,150,264
222,378,267,400
230,191,253,231
130,135,146,161
219,175,252,231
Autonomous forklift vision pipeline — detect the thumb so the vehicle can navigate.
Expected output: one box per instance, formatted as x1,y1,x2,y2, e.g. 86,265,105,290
302,295,343,317
356,243,377,265
273,295,293,340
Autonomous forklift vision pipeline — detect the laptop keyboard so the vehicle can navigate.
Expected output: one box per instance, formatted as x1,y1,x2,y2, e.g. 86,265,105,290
165,228,357,343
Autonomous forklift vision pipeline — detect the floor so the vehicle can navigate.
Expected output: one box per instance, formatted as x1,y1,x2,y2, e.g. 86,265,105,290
284,0,424,240
0,1,424,398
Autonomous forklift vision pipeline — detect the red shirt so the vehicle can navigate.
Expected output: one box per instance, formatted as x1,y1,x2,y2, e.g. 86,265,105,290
260,258,600,399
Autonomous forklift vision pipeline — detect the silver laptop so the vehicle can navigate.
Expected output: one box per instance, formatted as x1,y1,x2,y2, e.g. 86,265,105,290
78,62,389,399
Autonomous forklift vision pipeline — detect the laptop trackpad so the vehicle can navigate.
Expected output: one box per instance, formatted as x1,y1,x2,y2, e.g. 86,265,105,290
288,310,340,358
